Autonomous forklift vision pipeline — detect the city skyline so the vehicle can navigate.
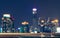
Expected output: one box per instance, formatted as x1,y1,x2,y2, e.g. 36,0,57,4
0,0,60,28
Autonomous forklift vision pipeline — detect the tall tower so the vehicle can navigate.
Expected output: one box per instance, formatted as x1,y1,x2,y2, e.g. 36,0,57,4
32,8,38,27
30,8,39,33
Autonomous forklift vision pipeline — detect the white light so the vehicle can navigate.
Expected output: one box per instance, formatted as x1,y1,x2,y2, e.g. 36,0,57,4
34,31,37,33
30,32,34,33
3,14,10,18
41,20,44,23
32,8,37,11
41,25,44,27
7,30,10,32
18,28,20,30
32,12,37,14
0,28,2,32
56,27,60,33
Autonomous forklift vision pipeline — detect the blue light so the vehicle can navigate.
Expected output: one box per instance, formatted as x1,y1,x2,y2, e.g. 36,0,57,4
18,28,20,30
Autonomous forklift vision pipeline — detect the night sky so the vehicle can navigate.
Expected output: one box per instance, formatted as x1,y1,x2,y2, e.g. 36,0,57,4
0,0,60,28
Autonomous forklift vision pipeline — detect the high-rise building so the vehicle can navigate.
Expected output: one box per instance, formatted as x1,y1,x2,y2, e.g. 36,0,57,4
30,8,39,33
32,8,38,26
1,14,15,33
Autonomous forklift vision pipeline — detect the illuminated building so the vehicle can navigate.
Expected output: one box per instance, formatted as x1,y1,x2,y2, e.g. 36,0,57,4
22,21,29,33
38,17,53,33
1,14,15,33
18,21,29,33
38,17,46,32
30,8,38,33
51,18,59,33
32,8,38,26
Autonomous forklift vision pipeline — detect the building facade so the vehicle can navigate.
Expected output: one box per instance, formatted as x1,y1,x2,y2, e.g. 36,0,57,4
1,14,15,33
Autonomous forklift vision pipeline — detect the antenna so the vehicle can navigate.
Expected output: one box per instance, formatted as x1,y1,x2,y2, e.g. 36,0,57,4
34,0,36,8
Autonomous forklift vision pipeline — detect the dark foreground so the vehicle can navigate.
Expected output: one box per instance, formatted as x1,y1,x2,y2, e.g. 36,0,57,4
0,33,60,38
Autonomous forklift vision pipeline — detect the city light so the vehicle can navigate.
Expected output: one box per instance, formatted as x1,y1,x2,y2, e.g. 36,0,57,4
56,27,60,33
32,8,37,14
32,8,37,11
51,20,55,23
3,14,10,18
22,21,29,25
41,20,45,23
54,19,59,23
2,17,4,20
18,28,20,30
51,19,59,23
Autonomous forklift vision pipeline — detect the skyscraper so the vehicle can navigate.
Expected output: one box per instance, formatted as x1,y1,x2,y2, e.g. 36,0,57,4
32,8,38,27
30,8,39,33
1,14,15,33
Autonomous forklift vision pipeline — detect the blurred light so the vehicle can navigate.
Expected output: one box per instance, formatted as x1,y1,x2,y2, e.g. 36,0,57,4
3,14,10,18
32,8,37,11
41,34,45,37
51,19,59,23
34,31,37,33
18,28,20,30
41,25,44,27
30,32,34,33
7,30,10,32
2,17,4,20
41,20,45,23
1,28,2,32
51,21,55,23
32,12,37,14
22,21,29,25
54,19,59,23
0,28,2,33
56,27,60,33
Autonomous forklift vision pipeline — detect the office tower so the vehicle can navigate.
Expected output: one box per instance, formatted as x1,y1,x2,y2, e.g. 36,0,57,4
30,8,38,33
1,14,15,33
32,8,38,27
